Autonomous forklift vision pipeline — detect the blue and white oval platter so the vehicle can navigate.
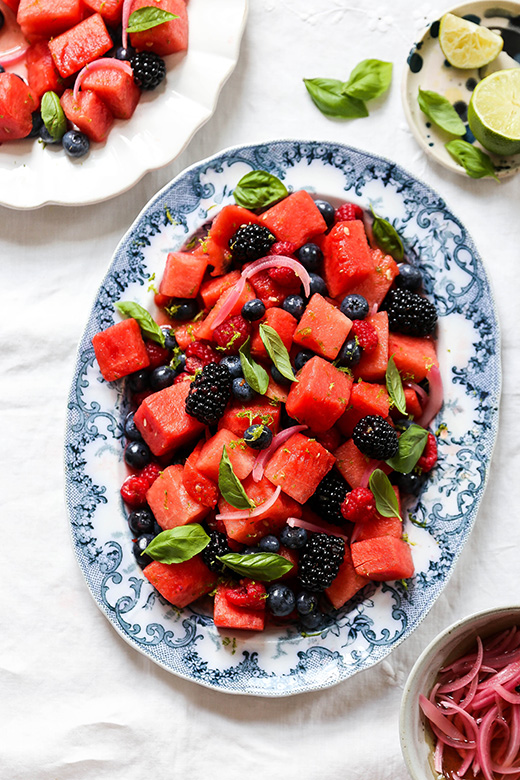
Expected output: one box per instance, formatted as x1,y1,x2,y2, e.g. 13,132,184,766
65,140,501,696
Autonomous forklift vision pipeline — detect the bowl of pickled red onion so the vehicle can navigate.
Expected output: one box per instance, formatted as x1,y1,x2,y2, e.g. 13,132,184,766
400,606,520,780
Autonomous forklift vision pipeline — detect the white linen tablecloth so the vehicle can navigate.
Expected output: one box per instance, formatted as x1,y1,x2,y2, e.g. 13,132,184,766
2,1,519,778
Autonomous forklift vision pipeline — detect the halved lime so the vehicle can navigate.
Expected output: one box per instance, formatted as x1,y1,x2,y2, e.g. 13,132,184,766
439,12,503,69
468,69,520,156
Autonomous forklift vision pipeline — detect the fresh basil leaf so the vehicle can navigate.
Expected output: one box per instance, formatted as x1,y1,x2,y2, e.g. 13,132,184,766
303,78,368,119
386,355,407,416
143,524,210,564
343,59,393,101
370,205,404,261
259,323,297,382
126,7,177,33
218,446,254,510
217,552,294,582
233,170,288,210
41,91,66,141
115,301,165,346
369,469,403,521
386,424,429,474
417,88,465,137
239,337,269,395
445,140,499,181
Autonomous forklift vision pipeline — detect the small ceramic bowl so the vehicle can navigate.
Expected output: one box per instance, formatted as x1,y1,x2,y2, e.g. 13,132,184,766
400,605,520,780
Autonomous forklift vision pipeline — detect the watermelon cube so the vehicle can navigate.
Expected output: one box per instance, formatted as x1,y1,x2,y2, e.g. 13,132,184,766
0,73,38,141
200,270,241,309
265,375,289,405
196,281,254,341
133,382,205,456
293,293,352,360
143,555,217,608
351,536,414,581
159,252,208,299
250,307,297,361
387,333,439,382
82,0,123,26
259,190,327,248
337,381,390,437
61,89,114,142
286,356,353,433
196,428,256,483
17,0,83,40
355,494,402,542
92,318,149,381
129,0,189,56
334,438,379,489
218,397,281,438
264,432,335,504
80,67,141,120
323,220,374,298
26,42,66,99
213,585,265,631
49,14,113,79
182,441,218,508
276,545,298,580
338,249,399,309
146,464,209,529
403,387,422,419
354,311,389,382
325,544,370,609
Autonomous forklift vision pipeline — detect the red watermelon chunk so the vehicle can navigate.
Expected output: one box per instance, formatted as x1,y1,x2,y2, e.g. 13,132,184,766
337,381,390,437
0,73,38,141
146,464,209,529
286,356,353,433
191,203,257,278
250,269,299,309
82,0,124,26
334,438,379,489
339,248,399,308
250,307,297,361
134,382,205,456
354,488,402,542
200,270,241,309
196,428,256,483
388,334,439,382
351,536,414,581
293,293,352,360
213,585,265,631
143,555,217,608
354,311,389,382
264,432,335,504
81,67,141,120
196,281,254,341
325,544,370,609
218,397,281,438
159,252,208,299
259,190,328,248
323,220,374,298
49,13,113,79
17,0,83,40
92,318,149,381
182,441,218,508
61,88,114,142
129,0,189,56
26,41,66,98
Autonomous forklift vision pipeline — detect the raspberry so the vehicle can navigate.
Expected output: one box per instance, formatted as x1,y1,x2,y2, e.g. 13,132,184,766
251,269,300,307
144,339,170,368
351,319,379,354
224,579,266,610
212,315,251,355
268,241,297,257
268,266,300,288
341,487,376,523
417,432,438,472
120,475,149,508
173,372,192,384
138,462,161,488
335,203,364,223
185,340,218,373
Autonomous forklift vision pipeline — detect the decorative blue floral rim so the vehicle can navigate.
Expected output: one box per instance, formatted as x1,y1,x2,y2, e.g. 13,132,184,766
64,140,501,697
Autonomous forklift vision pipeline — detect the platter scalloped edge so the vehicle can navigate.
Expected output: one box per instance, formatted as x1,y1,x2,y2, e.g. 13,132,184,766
64,139,501,697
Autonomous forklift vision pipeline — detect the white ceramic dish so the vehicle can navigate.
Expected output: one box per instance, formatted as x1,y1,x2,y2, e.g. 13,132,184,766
0,0,248,209
402,1,520,178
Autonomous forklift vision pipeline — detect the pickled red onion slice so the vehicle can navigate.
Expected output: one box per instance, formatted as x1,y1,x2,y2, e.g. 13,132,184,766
438,637,483,694
252,425,308,482
216,485,281,521
0,43,29,65
416,365,443,429
208,276,246,333
286,516,349,541
404,380,429,407
74,59,133,102
122,0,133,50
419,695,470,744
241,255,311,297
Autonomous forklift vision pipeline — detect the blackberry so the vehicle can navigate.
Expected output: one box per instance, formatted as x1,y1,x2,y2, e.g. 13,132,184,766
131,52,166,90
202,531,232,573
298,533,345,592
310,470,350,525
382,288,437,337
353,415,399,460
185,363,232,425
229,224,275,263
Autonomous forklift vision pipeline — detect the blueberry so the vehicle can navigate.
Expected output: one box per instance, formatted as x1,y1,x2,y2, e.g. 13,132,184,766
340,293,369,320
314,199,335,228
114,45,135,61
168,299,199,320
62,130,90,159
282,294,305,319
395,263,423,292
133,534,154,568
279,524,307,549
160,326,178,351
232,377,256,402
244,424,273,450
27,112,43,139
294,350,314,371
124,440,151,470
173,353,186,373
300,611,325,631
259,534,280,553
39,125,62,145
392,471,425,496
149,365,176,391
220,355,243,379
243,546,261,555
308,273,328,297
297,243,323,273
128,508,155,536
267,584,296,617
336,338,362,368
124,411,143,441
242,298,265,322
127,369,149,394
271,365,291,386
296,591,319,616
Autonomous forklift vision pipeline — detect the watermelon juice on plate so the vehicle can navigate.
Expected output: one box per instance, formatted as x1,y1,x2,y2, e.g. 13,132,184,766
65,140,500,696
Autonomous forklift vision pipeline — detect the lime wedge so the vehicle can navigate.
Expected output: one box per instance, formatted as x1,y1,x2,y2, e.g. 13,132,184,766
468,69,520,156
439,13,503,69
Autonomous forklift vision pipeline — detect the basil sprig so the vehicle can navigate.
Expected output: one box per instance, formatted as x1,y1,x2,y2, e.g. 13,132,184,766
369,469,403,522
445,140,499,181
41,91,67,141
303,78,368,118
342,59,393,101
370,205,404,261
218,446,254,510
259,323,297,382
115,301,165,346
217,552,294,581
233,171,288,210
386,356,406,416
417,88,465,137
143,524,210,564
239,337,269,395
126,7,178,33
386,424,428,474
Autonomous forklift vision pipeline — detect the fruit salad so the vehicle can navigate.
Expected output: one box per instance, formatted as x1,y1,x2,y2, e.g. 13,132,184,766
91,178,443,633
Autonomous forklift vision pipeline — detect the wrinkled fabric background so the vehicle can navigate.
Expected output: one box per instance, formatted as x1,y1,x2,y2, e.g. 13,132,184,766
2,1,519,778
